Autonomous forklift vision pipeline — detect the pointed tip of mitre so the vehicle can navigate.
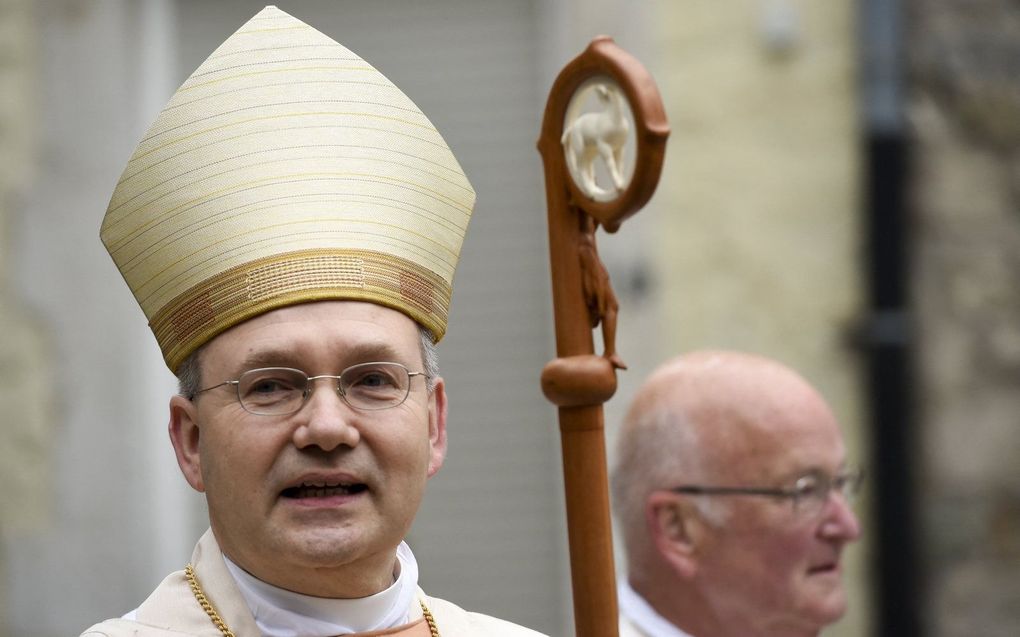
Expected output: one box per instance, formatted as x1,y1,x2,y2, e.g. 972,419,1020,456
101,5,475,371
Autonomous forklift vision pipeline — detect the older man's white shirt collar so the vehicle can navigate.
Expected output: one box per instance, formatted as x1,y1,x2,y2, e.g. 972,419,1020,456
618,577,695,637
223,541,419,637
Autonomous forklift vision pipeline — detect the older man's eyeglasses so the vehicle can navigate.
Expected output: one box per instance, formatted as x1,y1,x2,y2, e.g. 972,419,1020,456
669,467,864,517
195,362,429,416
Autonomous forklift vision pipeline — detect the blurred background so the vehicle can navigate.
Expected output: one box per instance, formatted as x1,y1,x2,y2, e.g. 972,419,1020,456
2,1,1018,636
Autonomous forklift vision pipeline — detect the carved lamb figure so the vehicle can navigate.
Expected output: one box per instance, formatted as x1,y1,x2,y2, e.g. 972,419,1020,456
561,83,630,198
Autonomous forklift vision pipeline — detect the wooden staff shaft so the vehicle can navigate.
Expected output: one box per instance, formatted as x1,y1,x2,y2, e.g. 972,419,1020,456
560,407,618,637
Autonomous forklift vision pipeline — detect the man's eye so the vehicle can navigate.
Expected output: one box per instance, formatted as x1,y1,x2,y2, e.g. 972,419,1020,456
248,378,295,395
354,371,396,388
793,476,822,499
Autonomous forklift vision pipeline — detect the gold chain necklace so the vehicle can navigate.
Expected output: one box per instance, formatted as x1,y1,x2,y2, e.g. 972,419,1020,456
185,563,440,637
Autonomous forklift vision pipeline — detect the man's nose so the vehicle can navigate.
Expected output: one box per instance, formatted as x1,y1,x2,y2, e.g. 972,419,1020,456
291,377,361,451
820,491,862,541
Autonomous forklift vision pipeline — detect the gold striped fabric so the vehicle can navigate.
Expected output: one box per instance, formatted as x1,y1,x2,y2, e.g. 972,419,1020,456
101,5,475,372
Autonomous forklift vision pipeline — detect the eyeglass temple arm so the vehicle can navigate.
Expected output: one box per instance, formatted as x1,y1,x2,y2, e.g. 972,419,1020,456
670,485,796,497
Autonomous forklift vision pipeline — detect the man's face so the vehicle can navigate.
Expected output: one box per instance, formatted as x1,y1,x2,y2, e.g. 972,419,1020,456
169,301,445,597
691,383,861,635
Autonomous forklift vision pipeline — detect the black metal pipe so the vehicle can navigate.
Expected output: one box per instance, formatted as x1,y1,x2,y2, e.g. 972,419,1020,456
859,1,924,634
862,132,922,637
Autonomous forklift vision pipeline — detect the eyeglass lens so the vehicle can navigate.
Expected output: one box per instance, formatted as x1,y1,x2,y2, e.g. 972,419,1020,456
793,469,863,513
236,362,413,415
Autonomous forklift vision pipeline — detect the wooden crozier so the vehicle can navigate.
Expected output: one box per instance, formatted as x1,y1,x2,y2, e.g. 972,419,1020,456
537,37,668,637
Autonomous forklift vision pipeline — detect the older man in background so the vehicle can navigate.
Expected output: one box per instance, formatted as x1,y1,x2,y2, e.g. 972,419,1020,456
611,351,863,637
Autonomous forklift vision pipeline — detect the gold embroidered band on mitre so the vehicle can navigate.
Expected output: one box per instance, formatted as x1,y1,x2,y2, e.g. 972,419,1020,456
152,248,450,373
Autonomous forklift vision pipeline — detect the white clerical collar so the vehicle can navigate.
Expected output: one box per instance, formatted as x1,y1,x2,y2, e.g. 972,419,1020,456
618,577,695,637
223,541,419,637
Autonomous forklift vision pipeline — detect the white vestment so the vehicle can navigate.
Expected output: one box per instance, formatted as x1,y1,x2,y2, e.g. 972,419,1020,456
81,529,546,637
618,578,694,637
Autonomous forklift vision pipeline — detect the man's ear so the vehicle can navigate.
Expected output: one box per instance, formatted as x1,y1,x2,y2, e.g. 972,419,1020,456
426,377,448,477
646,491,700,579
169,395,205,493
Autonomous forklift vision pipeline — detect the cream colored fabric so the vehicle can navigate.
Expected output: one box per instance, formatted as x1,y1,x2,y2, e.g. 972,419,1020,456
101,5,475,371
80,530,547,637
620,615,651,637
617,578,695,637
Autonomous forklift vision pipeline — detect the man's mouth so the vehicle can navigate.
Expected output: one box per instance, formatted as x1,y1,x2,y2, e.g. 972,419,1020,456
807,562,839,575
281,482,368,499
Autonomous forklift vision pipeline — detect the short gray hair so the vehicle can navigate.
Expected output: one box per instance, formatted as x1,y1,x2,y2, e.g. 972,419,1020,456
611,402,729,566
176,322,441,398
176,346,204,400
417,324,440,392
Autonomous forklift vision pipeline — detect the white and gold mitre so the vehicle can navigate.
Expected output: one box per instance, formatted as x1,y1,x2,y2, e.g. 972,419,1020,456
101,5,474,372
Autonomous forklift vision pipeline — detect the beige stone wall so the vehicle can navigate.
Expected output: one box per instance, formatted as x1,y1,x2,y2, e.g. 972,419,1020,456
645,1,868,635
909,1,1020,634
0,2,50,635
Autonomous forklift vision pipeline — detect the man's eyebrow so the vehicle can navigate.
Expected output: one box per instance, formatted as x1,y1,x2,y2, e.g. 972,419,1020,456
787,461,851,481
337,342,411,366
232,341,414,374
233,348,298,373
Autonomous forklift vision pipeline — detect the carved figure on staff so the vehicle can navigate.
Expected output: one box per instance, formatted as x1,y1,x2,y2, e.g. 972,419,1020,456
578,211,627,370
562,82,631,198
